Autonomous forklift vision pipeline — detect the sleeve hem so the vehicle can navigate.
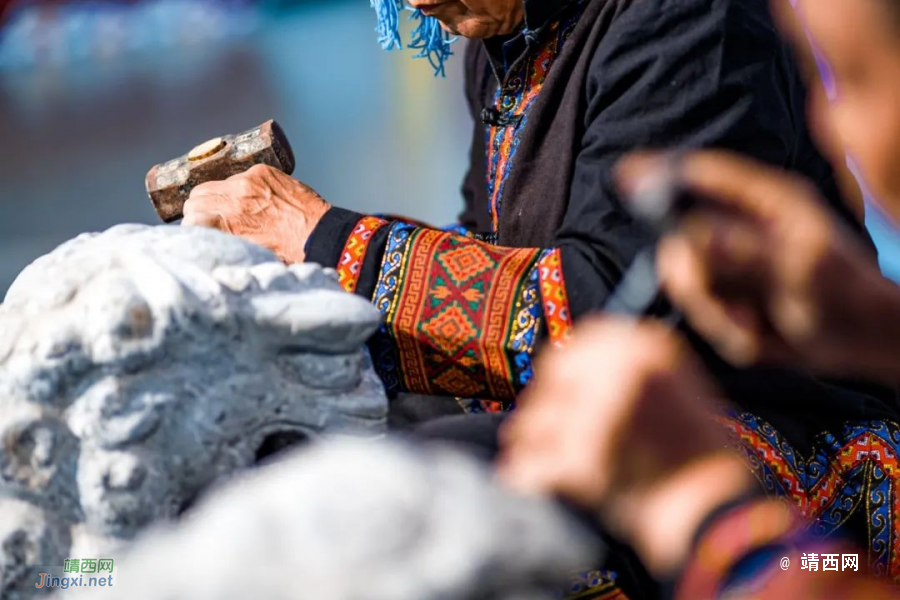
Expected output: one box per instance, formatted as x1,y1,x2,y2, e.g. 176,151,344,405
305,206,366,269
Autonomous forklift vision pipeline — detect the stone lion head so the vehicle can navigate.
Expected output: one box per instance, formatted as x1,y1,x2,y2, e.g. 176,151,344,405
0,225,387,597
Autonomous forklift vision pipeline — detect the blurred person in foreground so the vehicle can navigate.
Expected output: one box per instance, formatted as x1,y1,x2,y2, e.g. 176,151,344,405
630,0,900,385
499,318,900,599
501,0,900,595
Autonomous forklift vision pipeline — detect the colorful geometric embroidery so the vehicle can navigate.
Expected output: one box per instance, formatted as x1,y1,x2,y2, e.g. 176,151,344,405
677,496,897,600
374,216,474,239
722,411,900,580
674,498,846,600
370,222,545,401
485,5,584,233
435,250,560,411
537,249,573,346
337,216,389,293
453,396,511,414
374,213,434,230
566,570,629,600
442,223,475,238
677,498,801,599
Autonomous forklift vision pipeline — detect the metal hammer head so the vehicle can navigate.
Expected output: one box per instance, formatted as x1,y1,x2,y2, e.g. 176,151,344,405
146,120,295,223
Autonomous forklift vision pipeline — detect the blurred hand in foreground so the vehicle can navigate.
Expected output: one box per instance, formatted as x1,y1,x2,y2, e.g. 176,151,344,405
182,164,331,264
498,317,755,576
618,151,900,383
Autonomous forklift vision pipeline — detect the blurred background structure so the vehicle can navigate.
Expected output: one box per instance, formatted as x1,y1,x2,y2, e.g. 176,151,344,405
0,0,898,296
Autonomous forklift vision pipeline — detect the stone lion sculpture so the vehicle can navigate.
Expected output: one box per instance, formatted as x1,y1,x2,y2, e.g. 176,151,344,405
0,224,388,598
62,440,600,600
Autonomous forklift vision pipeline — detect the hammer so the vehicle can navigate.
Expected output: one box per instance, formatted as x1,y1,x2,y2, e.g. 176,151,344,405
145,120,295,223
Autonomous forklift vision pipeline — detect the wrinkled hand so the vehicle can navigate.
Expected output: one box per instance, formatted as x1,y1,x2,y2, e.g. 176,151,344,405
498,317,754,575
618,151,900,382
182,165,331,264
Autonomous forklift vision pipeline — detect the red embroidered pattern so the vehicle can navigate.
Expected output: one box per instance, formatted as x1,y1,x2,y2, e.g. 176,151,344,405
337,216,389,293
537,249,573,346
395,231,537,398
372,225,545,400
478,400,506,413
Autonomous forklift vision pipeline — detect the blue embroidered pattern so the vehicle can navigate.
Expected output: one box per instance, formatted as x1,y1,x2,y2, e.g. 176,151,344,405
723,410,900,579
369,221,417,396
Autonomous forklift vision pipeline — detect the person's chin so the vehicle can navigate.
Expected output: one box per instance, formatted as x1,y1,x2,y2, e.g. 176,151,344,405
446,18,502,40
436,19,461,36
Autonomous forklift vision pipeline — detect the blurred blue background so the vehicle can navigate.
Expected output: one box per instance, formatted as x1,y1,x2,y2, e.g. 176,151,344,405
0,0,469,295
0,0,898,296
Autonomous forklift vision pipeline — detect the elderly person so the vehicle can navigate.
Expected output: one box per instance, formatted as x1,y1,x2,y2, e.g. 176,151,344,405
182,0,897,596
183,0,892,392
181,0,878,403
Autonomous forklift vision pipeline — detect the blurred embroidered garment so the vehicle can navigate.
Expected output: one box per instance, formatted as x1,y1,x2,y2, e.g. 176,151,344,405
723,412,900,579
305,0,900,596
677,497,900,599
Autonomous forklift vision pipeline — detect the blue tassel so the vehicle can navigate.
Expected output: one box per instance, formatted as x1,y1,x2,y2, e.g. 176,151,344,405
371,0,404,50
407,8,455,77
371,0,455,76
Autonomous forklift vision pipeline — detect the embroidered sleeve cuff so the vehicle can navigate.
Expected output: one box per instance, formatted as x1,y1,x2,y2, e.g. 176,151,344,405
305,207,391,298
305,206,365,269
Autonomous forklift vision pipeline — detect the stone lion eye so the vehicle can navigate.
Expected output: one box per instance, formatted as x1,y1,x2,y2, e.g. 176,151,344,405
118,303,154,340
83,275,156,347
98,296,155,343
